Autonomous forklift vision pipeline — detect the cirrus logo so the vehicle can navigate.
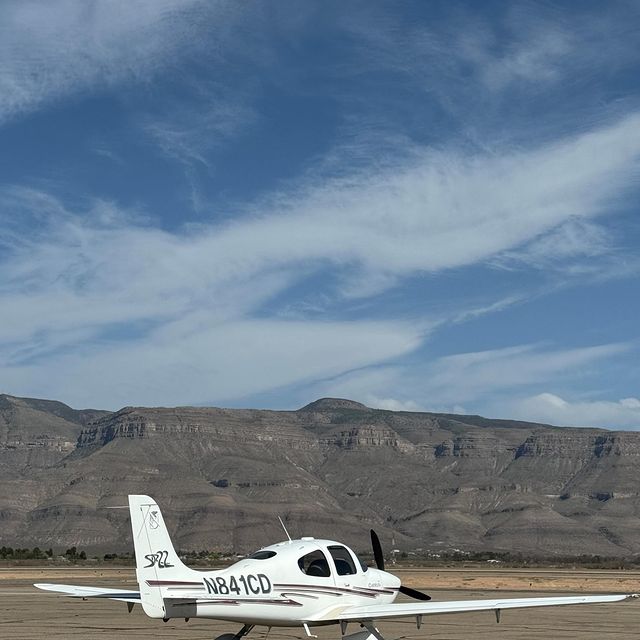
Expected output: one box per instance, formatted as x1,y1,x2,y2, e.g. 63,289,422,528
144,550,174,569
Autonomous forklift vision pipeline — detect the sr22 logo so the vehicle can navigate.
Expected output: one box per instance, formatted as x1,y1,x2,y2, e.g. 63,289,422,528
203,573,272,596
144,550,174,569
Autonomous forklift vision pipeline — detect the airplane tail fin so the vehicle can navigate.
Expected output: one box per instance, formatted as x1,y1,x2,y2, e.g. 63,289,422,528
128,494,197,618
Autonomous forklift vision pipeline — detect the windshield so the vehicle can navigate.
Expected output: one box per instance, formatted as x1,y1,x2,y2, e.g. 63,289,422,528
354,553,368,572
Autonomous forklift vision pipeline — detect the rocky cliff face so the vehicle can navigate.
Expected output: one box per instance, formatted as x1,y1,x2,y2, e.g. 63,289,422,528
0,394,108,474
3,395,640,557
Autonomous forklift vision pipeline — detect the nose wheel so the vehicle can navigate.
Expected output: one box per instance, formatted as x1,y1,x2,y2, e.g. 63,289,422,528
340,621,385,640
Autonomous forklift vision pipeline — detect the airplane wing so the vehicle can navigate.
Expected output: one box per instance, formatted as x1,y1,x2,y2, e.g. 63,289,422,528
34,583,141,603
316,593,637,623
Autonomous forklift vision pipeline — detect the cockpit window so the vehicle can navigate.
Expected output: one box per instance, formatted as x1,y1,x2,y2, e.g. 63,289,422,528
298,550,331,577
249,550,277,560
328,545,357,575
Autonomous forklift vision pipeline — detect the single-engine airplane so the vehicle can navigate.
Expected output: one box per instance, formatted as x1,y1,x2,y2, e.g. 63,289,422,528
36,495,638,640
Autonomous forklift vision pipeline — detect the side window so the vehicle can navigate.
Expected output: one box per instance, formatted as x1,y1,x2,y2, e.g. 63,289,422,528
328,545,357,576
298,550,331,577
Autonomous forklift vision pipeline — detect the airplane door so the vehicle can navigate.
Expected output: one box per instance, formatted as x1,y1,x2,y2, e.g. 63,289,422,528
327,545,359,591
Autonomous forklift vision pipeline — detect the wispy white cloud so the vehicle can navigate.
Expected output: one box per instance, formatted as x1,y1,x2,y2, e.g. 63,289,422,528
2,314,422,409
348,3,640,96
451,294,525,324
2,109,640,407
0,0,239,123
142,86,258,212
506,393,640,430
492,218,615,277
366,396,423,412
420,342,632,405
247,111,640,278
144,84,256,167
306,341,636,425
456,18,573,91
502,219,612,266
4,111,640,314
338,1,640,160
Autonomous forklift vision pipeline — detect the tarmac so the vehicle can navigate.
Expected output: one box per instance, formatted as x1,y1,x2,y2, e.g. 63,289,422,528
2,567,639,639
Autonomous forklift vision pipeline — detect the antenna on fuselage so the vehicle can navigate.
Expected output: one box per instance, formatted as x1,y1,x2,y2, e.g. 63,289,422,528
278,516,292,542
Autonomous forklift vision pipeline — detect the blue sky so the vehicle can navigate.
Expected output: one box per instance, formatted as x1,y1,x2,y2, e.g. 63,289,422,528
1,1,640,429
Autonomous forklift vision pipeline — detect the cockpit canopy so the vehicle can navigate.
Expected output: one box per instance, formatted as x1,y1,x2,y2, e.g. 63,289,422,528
246,539,368,579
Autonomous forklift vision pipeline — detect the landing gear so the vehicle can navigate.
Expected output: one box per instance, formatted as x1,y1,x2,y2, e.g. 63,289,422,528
360,622,385,640
340,621,385,640
215,624,255,640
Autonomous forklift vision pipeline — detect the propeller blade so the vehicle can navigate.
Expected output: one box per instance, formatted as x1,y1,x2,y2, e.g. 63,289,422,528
370,529,431,601
370,529,385,571
399,585,431,601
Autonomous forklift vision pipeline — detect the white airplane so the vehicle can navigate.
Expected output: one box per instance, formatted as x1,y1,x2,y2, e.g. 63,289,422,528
36,495,637,640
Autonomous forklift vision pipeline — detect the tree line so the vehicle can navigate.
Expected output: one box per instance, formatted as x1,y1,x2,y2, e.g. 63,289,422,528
1,546,86,561
2,545,639,568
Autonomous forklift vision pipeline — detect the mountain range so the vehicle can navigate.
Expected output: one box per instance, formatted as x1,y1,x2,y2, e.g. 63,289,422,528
2,394,640,557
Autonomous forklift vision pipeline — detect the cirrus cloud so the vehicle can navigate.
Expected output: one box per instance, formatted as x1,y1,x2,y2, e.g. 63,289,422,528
0,0,238,123
2,110,640,408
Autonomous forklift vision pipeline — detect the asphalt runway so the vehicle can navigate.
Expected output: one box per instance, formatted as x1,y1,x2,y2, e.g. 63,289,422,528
2,568,639,639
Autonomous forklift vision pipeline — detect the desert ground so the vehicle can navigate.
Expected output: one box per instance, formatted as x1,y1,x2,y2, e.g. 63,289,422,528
2,567,639,639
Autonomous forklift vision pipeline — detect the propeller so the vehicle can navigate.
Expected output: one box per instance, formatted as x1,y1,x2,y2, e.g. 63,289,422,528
370,529,431,601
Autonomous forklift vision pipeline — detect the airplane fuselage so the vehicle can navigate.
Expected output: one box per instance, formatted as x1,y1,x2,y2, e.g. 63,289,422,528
147,538,400,625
